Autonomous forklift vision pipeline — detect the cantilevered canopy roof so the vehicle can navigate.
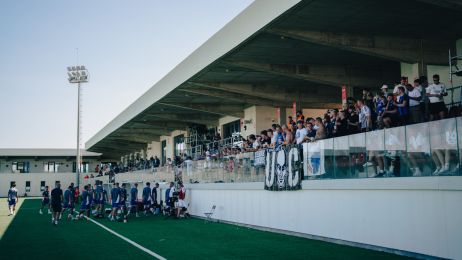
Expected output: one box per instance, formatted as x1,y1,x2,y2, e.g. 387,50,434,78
0,149,101,158
86,0,462,159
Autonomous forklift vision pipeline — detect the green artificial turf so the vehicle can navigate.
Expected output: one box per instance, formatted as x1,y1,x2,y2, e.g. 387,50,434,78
0,199,411,259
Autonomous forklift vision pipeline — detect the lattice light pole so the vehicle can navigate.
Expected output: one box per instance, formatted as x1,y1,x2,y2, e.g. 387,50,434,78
67,66,89,187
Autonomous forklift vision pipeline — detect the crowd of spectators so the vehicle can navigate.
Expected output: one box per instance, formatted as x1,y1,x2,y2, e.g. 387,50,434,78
238,74,449,152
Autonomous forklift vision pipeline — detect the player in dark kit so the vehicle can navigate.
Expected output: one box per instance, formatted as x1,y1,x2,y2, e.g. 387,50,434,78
120,183,128,222
129,183,139,218
50,183,63,226
7,184,19,216
39,186,51,215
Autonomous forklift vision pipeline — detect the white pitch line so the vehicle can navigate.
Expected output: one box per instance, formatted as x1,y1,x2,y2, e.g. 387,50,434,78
82,216,166,260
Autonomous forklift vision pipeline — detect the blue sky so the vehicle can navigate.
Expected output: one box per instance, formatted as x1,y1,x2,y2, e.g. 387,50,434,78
0,0,253,148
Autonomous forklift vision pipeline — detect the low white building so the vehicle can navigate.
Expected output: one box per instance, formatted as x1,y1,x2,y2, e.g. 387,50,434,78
0,149,101,197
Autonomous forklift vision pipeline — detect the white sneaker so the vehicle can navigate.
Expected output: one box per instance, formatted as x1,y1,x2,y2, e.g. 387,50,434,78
48,210,52,214
363,161,374,168
452,163,459,174
413,168,422,177
433,167,441,175
439,164,450,175
39,209,43,215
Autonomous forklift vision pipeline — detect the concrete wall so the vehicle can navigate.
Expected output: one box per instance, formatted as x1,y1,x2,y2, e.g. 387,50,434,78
0,173,76,197
187,177,462,259
147,141,161,159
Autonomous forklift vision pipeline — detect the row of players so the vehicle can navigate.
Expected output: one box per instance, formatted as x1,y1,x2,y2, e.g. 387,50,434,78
29,180,185,225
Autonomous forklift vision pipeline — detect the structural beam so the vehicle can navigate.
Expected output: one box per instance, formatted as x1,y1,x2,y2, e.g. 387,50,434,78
157,102,244,118
224,61,383,88
267,28,451,65
186,82,340,104
144,113,218,126
416,0,462,11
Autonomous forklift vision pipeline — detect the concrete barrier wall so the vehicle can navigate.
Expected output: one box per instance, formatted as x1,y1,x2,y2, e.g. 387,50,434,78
187,177,462,259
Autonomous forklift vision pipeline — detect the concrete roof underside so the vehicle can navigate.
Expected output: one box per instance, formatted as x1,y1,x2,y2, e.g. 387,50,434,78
86,0,462,159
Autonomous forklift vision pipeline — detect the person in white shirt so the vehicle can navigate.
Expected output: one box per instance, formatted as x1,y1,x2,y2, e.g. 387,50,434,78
357,99,371,132
407,81,422,124
295,121,307,144
393,76,409,95
426,74,447,120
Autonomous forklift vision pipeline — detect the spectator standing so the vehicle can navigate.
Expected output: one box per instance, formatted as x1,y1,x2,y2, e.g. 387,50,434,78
381,85,390,98
357,100,372,132
334,110,348,137
347,109,360,134
426,74,447,120
284,126,294,145
305,122,317,140
407,82,422,124
295,121,307,144
419,76,429,121
296,111,305,122
393,76,409,95
394,86,410,126
314,117,327,141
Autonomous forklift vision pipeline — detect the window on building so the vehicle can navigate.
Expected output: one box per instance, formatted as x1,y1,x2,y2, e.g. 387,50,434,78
40,181,45,191
25,181,31,192
12,161,30,173
223,120,241,139
44,162,60,173
174,135,185,157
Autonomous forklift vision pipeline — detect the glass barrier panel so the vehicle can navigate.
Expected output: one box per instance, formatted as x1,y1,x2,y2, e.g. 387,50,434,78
333,135,351,179
365,130,385,178
405,122,432,176
384,126,406,177
457,117,462,176
320,138,334,179
429,118,459,176
348,133,366,178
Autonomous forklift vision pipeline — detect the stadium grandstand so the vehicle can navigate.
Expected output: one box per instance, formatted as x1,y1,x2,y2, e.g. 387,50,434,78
2,0,462,259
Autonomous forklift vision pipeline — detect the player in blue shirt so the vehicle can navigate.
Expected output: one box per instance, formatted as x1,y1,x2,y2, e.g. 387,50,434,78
77,185,91,220
142,182,152,216
129,183,139,217
7,184,19,216
62,185,75,220
88,185,94,214
39,186,51,215
110,183,121,221
94,180,104,217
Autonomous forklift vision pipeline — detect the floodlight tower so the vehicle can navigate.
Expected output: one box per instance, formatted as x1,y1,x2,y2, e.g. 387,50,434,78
67,66,89,187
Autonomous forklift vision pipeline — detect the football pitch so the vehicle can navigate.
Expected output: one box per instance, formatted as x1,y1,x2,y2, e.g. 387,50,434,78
0,199,410,259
